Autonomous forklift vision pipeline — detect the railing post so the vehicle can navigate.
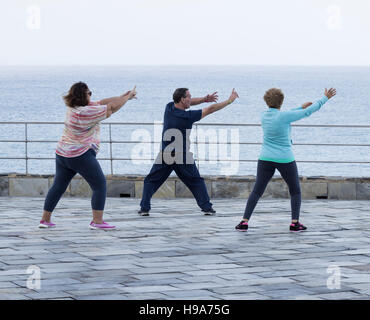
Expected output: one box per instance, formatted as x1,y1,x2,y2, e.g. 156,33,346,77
195,124,200,170
109,124,113,175
25,123,28,175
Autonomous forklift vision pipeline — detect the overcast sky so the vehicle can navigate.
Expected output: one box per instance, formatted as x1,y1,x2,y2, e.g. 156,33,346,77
1,0,370,65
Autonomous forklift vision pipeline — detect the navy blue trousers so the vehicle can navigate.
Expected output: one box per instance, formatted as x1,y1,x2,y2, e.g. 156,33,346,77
43,149,106,212
243,160,301,221
140,161,213,212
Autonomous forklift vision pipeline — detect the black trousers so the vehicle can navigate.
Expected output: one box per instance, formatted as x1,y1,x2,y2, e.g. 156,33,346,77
243,160,301,221
140,154,212,212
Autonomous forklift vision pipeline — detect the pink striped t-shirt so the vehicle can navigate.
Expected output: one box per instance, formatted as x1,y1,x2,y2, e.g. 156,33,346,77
56,101,107,158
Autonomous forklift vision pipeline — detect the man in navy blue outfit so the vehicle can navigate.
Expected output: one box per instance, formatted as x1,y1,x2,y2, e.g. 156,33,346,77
139,88,239,216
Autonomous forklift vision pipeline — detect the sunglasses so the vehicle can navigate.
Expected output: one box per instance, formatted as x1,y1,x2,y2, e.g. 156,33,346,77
87,91,92,96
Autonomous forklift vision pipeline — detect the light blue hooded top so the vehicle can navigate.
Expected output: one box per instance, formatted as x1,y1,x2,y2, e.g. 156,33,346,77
259,96,329,163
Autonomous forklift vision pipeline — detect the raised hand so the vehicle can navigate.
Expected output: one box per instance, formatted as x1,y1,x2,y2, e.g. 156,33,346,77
228,88,239,104
325,88,337,99
128,86,137,100
205,92,218,103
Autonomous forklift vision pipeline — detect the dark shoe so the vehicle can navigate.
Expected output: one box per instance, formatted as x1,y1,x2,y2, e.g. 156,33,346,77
202,208,216,216
138,210,150,216
290,221,307,232
235,220,249,232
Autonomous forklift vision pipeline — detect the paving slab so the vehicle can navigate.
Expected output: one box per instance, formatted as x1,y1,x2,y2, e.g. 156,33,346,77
0,197,369,300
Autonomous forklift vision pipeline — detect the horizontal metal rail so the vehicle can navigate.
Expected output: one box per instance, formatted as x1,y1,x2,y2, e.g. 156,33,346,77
1,157,369,164
1,121,370,128
1,140,370,147
0,121,369,174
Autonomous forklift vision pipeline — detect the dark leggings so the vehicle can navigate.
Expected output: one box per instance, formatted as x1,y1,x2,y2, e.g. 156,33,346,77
43,149,106,212
243,160,301,221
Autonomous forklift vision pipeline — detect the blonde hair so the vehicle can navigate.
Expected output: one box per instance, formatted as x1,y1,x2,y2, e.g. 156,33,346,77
263,88,284,109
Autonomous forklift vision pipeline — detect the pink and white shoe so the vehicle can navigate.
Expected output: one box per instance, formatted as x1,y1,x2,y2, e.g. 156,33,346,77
39,220,56,228
89,221,116,230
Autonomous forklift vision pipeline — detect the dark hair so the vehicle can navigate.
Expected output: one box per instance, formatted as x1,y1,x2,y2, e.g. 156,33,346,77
173,88,189,104
263,88,284,109
63,82,90,108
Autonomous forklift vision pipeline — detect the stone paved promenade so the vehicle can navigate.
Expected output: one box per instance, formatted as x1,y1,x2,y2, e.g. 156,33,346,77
0,197,369,300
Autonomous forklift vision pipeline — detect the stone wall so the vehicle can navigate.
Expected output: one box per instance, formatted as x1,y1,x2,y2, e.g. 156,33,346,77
1,174,370,200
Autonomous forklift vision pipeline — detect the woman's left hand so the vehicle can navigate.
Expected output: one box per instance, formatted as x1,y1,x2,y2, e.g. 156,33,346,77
302,102,312,109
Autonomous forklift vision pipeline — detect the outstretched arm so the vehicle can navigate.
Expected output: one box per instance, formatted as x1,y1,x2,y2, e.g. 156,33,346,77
191,92,218,106
106,86,137,118
201,89,239,119
292,102,313,111
281,88,336,123
99,91,131,105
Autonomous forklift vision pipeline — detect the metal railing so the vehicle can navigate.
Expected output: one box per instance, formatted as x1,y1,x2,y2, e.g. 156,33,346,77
0,121,370,175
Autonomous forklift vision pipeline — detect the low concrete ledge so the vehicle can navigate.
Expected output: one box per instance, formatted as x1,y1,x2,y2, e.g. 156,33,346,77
1,174,370,200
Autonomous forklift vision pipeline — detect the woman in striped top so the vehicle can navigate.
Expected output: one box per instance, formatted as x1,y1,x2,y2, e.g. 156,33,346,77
39,82,137,230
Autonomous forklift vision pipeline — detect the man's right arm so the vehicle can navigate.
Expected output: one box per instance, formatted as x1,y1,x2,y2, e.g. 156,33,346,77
201,89,239,119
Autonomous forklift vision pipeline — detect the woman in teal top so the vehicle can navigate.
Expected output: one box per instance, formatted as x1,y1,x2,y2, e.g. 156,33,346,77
236,87,337,232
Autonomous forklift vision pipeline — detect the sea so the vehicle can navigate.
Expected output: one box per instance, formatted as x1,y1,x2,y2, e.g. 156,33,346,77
0,65,369,177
